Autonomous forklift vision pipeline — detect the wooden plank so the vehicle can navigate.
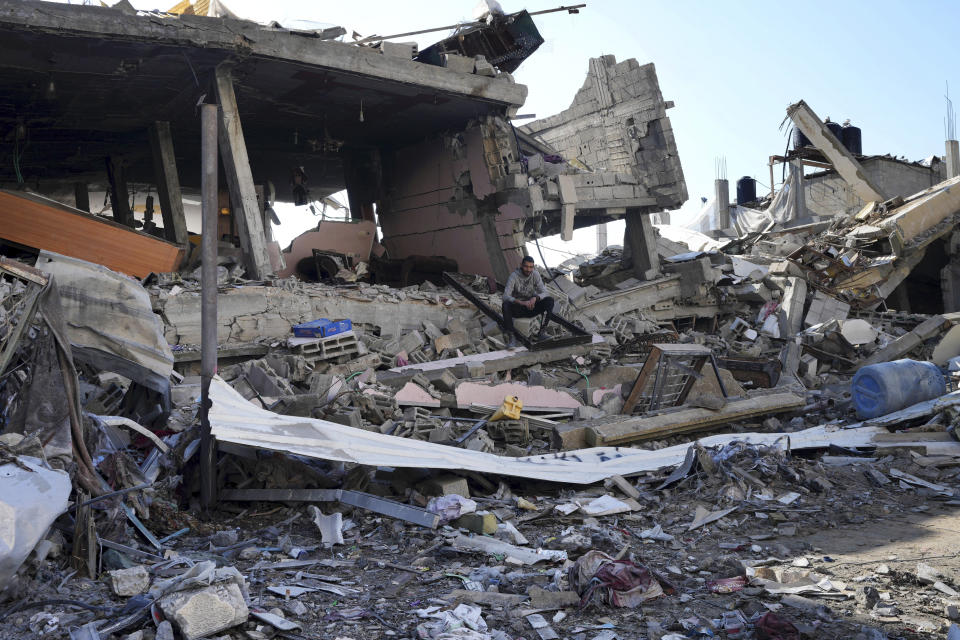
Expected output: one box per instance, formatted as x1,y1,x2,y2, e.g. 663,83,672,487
588,392,805,446
149,121,190,246
73,182,89,213
0,189,182,277
0,256,48,285
214,65,273,280
105,156,133,226
621,346,661,414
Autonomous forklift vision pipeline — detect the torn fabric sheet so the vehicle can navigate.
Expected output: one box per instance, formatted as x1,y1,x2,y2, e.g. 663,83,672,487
209,378,903,484
35,251,174,396
0,456,71,599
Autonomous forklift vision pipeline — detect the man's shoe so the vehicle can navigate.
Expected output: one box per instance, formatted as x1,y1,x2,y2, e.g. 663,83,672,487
536,327,549,341
507,336,520,349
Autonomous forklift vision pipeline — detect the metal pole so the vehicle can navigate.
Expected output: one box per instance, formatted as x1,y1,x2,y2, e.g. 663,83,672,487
200,104,219,510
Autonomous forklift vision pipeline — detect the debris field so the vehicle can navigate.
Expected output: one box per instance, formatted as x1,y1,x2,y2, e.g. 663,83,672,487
2,2,960,640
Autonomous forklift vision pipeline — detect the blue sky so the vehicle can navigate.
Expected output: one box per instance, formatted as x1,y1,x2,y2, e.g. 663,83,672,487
109,0,960,259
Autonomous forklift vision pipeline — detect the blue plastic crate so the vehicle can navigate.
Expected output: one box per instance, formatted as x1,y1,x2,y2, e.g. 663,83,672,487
321,319,352,337
292,318,352,338
292,318,330,338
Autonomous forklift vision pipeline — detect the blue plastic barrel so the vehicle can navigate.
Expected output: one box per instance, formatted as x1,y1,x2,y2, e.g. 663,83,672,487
851,359,946,419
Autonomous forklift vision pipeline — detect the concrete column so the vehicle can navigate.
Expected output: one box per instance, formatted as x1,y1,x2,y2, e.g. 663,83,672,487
596,223,607,253
477,211,511,284
622,209,659,280
789,159,806,221
659,211,671,225
946,139,960,179
943,230,960,312
714,179,730,230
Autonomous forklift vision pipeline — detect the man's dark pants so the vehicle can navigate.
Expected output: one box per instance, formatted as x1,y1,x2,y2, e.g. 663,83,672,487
502,296,555,337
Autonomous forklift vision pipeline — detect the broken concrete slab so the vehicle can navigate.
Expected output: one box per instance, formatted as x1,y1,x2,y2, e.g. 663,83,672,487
786,100,887,203
856,316,951,369
159,582,249,640
110,565,150,597
804,290,850,328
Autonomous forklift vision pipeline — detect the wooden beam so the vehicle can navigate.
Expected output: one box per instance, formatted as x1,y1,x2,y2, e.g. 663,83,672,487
105,156,133,227
148,121,190,246
621,347,661,414
0,189,181,277
587,392,805,446
214,65,273,280
73,182,89,213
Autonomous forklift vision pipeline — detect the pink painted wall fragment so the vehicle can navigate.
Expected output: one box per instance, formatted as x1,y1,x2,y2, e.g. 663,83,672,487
278,220,377,278
455,381,582,411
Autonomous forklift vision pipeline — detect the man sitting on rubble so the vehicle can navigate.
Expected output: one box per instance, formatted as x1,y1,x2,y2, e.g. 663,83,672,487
502,256,555,348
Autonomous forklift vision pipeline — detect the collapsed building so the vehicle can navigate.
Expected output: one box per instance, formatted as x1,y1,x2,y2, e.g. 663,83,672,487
0,0,683,286
3,2,960,640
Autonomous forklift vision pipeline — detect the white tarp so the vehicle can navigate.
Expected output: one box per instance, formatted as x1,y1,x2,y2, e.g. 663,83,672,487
731,163,803,234
730,204,776,234
654,224,724,253
684,195,718,233
0,457,71,598
207,377,919,484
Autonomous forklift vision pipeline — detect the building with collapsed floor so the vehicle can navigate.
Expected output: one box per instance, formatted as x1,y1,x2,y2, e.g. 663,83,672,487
0,0,685,287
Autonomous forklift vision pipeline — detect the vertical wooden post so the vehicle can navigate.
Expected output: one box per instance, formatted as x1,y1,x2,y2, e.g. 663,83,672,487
343,151,379,223
213,65,273,280
149,121,190,246
73,182,90,213
105,156,133,227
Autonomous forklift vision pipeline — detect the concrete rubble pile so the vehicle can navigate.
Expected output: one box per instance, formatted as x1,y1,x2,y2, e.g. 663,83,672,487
4,2,960,640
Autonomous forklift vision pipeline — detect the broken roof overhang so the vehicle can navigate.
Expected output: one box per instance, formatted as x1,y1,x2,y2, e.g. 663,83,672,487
786,100,887,203
0,0,527,192
416,10,544,73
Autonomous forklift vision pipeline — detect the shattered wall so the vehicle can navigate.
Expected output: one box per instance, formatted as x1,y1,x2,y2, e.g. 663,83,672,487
158,284,478,346
377,118,529,283
805,157,946,218
520,55,687,211
377,57,689,284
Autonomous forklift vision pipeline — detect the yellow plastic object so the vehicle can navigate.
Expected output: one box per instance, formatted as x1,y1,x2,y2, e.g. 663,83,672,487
489,395,522,422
